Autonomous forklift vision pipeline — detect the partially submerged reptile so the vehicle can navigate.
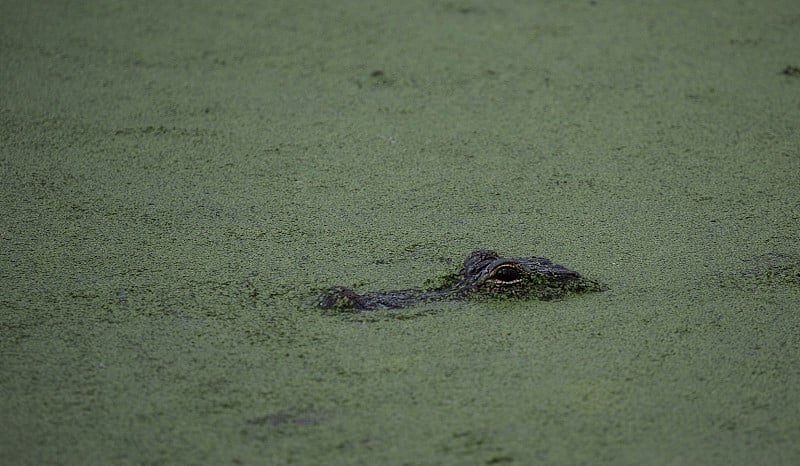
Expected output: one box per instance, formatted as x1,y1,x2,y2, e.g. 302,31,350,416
319,249,603,311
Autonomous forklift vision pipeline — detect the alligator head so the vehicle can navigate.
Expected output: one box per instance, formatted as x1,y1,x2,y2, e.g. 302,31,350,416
319,249,603,311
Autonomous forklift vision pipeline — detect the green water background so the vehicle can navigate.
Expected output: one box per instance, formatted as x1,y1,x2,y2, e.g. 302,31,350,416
2,1,799,464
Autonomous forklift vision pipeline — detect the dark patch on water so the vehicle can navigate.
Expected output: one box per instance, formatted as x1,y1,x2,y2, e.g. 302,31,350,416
722,252,800,289
246,407,327,427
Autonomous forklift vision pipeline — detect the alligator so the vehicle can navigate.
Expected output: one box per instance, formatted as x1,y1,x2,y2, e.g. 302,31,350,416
319,249,603,311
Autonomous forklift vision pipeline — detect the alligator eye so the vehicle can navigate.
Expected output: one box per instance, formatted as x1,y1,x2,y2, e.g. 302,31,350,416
489,265,521,283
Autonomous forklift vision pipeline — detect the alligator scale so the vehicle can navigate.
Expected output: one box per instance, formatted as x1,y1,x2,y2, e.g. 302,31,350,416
319,249,603,311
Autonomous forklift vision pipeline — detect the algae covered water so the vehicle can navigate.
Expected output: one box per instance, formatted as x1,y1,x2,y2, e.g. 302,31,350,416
2,1,799,464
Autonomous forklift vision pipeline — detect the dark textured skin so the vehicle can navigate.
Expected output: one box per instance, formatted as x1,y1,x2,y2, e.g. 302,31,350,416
319,249,604,311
